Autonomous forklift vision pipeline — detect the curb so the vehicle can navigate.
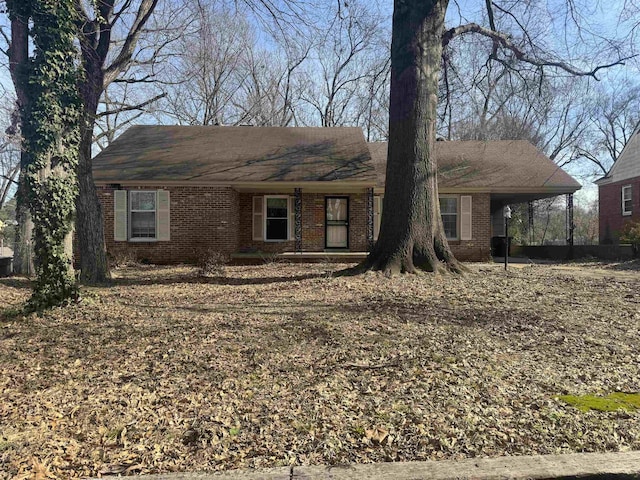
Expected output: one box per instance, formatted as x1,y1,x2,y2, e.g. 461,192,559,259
93,451,640,479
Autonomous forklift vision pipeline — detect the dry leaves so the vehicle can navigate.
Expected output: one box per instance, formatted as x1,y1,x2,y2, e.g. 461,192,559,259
1,262,640,479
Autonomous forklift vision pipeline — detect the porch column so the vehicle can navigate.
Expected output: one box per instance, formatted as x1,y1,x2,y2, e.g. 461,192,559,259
294,187,302,253
366,187,374,251
528,201,535,245
566,193,574,259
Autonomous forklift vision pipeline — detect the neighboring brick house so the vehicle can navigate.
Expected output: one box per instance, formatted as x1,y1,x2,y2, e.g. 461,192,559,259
596,132,640,243
92,126,581,264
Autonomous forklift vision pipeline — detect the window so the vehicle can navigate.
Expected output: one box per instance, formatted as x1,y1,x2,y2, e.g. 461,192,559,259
114,190,169,242
622,185,632,216
130,191,156,239
265,196,289,241
440,196,458,240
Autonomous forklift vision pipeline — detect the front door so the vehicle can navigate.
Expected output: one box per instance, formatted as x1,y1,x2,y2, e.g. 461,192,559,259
325,197,349,249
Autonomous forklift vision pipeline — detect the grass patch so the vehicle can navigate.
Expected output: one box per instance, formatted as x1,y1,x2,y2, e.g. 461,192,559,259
557,392,640,412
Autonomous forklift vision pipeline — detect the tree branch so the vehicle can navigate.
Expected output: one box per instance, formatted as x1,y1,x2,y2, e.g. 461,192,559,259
442,22,636,79
484,0,498,57
97,92,166,117
103,0,159,87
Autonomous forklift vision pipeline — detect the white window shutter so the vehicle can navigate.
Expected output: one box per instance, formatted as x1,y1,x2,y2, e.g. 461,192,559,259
373,196,383,241
460,195,472,241
289,196,295,240
253,196,263,241
114,190,128,241
157,190,170,241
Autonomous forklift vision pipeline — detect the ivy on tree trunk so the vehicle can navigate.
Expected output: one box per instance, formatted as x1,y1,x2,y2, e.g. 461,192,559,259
358,0,462,275
8,0,82,309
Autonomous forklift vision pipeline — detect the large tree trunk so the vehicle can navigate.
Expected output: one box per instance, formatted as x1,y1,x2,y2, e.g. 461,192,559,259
7,5,34,276
76,128,110,284
360,0,461,275
76,67,110,284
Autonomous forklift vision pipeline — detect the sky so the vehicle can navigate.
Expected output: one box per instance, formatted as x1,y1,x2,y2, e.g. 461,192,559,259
1,0,638,208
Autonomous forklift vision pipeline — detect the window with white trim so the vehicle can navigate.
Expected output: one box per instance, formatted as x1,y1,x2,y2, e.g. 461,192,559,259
622,185,632,216
264,195,289,241
439,196,458,240
130,191,156,239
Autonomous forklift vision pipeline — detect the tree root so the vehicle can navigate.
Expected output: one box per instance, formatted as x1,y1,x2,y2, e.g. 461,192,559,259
336,240,467,277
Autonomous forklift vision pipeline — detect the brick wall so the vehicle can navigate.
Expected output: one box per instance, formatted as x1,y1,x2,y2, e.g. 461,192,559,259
447,193,492,261
599,178,640,243
238,192,368,253
98,185,239,264
97,186,491,263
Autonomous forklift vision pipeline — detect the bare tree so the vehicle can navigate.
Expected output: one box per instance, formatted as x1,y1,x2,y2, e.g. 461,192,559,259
1,0,180,277
0,96,19,212
74,0,189,284
300,0,388,128
357,0,632,275
160,1,254,126
93,82,164,152
353,55,390,141
440,34,596,167
575,78,640,176
233,33,311,126
0,148,17,212
2,1,35,275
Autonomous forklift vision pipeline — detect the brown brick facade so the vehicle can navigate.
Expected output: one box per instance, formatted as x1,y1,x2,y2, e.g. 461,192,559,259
447,193,492,261
599,178,640,243
98,185,239,264
237,192,368,253
97,186,491,263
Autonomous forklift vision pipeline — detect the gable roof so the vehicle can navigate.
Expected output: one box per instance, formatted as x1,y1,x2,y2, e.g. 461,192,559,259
92,125,376,184
368,140,581,194
93,126,580,195
595,130,640,185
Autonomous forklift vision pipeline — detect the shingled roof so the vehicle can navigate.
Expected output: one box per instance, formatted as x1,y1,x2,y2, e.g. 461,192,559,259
93,126,580,195
92,125,376,184
368,140,581,193
594,130,640,185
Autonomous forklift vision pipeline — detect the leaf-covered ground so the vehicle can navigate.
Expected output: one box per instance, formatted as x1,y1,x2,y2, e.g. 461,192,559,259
1,262,639,479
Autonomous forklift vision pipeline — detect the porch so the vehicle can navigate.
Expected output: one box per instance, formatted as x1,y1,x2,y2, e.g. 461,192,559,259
231,251,369,264
235,185,375,255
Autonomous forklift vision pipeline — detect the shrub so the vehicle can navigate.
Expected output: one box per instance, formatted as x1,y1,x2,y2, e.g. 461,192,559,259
620,220,640,243
619,220,640,256
108,250,140,269
195,248,228,276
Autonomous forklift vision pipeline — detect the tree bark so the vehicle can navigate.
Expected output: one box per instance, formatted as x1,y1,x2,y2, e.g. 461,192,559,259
76,107,110,284
12,168,34,276
359,0,461,275
7,4,34,276
74,0,113,284
73,0,160,284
